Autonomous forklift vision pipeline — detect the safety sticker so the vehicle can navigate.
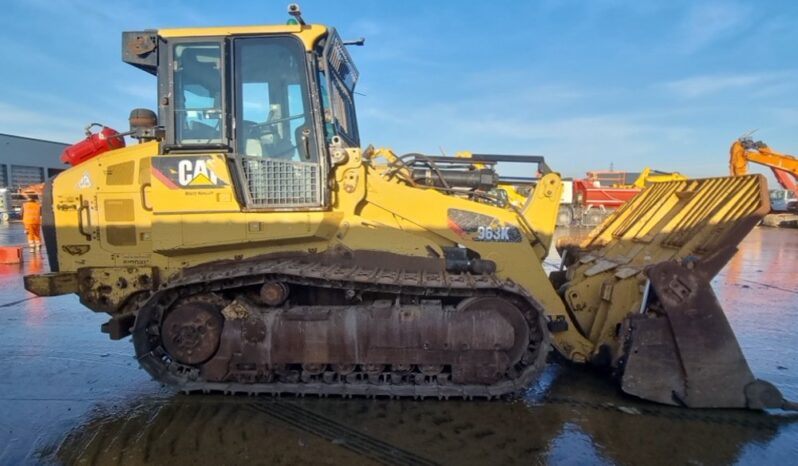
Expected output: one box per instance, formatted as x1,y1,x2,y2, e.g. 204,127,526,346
77,172,92,189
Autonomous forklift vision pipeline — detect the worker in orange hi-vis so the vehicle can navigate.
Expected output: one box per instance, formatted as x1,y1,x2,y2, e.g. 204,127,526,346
21,195,42,250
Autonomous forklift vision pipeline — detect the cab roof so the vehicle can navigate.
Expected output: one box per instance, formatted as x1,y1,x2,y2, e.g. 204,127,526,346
157,24,328,51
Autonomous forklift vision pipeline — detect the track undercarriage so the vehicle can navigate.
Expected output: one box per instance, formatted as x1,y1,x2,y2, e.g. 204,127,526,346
133,251,549,398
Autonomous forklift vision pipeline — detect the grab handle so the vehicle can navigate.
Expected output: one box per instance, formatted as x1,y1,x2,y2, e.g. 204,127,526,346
140,183,153,211
77,198,92,240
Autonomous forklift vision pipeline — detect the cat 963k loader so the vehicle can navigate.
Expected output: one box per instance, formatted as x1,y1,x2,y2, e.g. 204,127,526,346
24,5,796,409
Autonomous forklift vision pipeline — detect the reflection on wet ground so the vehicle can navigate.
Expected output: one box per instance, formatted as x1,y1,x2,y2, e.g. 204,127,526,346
0,223,797,465
52,367,797,466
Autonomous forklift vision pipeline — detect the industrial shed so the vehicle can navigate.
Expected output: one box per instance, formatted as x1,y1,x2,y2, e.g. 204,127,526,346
0,133,68,188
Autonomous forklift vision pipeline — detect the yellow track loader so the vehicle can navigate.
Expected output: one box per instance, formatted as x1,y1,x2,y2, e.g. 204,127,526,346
24,5,795,409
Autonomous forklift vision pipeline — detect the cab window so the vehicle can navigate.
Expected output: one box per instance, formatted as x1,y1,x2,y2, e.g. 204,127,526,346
173,43,223,144
234,37,316,161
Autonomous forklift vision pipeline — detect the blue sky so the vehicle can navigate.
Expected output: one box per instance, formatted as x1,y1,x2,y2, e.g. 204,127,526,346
1,0,796,180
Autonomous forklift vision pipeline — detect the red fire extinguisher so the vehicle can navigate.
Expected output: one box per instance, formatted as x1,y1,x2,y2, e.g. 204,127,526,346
61,123,126,166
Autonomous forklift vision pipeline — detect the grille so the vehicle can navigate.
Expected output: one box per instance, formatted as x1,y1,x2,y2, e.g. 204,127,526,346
241,157,321,208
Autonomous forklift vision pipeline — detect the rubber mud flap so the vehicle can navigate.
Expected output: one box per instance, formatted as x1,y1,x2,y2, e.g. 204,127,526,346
622,261,757,408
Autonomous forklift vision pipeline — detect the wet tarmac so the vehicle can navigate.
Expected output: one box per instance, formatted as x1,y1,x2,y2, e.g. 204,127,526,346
0,222,796,465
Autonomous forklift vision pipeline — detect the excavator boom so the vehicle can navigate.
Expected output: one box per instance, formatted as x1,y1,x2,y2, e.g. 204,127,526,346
730,137,798,199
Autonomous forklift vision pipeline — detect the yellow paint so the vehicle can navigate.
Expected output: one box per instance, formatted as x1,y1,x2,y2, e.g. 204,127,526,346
564,174,769,362
158,24,327,51
629,167,687,188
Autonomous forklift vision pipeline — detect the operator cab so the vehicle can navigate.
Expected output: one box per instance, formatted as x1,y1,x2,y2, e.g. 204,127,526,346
769,189,797,212
122,8,359,209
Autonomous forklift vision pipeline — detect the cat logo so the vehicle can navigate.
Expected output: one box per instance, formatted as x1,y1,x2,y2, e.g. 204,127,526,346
151,155,228,190
178,159,220,186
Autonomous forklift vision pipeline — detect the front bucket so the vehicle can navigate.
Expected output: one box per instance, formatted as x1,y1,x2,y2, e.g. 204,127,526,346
559,174,795,409
621,261,787,409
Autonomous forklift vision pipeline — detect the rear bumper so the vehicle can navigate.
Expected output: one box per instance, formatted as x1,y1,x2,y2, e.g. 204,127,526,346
23,272,77,296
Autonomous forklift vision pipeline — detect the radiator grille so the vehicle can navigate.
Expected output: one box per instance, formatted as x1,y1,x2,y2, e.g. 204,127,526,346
241,157,321,208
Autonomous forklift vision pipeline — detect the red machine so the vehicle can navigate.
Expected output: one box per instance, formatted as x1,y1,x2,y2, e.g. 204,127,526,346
573,171,642,209
559,171,645,226
61,124,125,166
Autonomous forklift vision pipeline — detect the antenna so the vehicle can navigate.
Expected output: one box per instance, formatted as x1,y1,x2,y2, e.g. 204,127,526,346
738,129,758,141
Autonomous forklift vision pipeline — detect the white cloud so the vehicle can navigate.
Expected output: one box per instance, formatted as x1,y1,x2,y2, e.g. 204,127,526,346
662,71,797,98
0,101,83,143
459,113,695,168
663,74,764,98
360,98,698,177
677,2,751,53
516,85,588,104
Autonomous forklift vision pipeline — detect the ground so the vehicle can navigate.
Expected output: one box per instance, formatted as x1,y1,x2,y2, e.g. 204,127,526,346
0,223,795,465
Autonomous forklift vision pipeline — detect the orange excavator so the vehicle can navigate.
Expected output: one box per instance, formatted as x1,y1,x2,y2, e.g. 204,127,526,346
730,137,798,212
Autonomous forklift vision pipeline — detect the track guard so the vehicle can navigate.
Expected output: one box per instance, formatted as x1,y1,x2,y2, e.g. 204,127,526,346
621,261,789,409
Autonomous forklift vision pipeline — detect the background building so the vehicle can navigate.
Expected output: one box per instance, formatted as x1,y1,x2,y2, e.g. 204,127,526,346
0,133,68,188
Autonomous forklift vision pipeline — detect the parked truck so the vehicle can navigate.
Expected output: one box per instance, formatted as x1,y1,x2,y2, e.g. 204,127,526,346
556,168,687,226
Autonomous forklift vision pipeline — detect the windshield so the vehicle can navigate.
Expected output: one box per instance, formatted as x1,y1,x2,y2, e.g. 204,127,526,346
173,43,223,144
234,36,316,161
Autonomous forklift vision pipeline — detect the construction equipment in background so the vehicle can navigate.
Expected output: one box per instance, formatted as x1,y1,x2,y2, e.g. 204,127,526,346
499,168,686,227
769,189,797,213
627,167,689,188
557,168,687,226
23,4,796,410
730,137,798,213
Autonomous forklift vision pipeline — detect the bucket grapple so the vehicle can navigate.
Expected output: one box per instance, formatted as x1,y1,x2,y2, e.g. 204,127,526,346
557,174,794,409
